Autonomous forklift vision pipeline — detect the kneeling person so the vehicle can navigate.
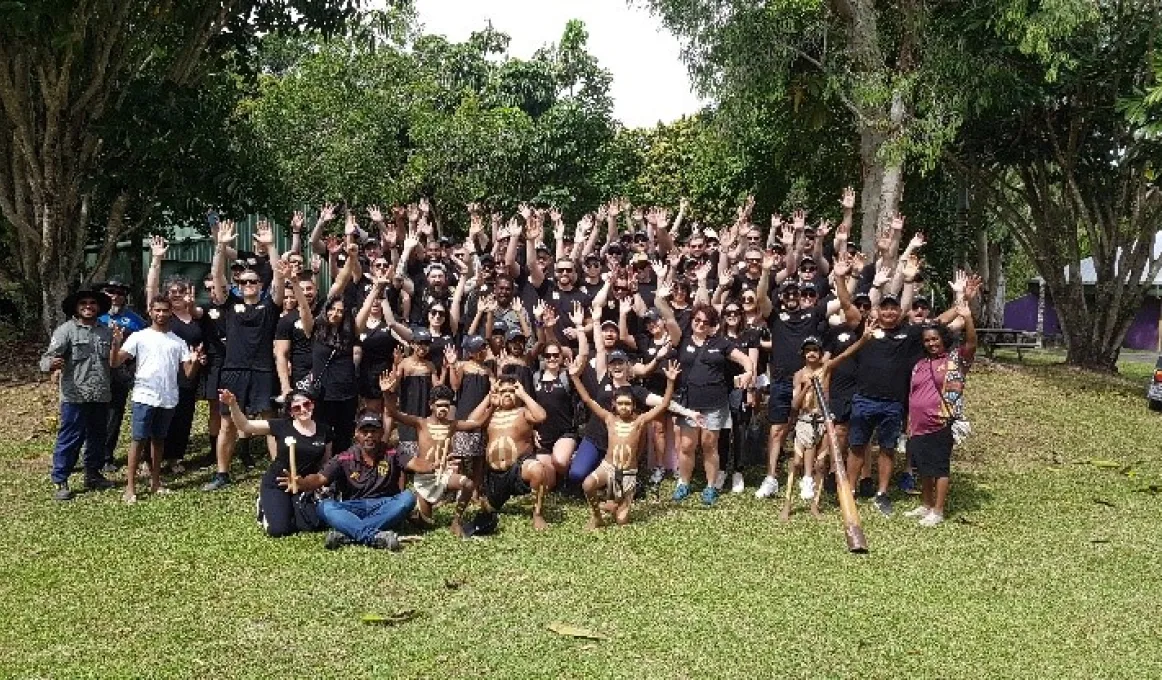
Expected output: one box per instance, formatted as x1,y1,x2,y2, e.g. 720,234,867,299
381,376,487,537
284,412,431,550
569,358,679,529
478,379,550,531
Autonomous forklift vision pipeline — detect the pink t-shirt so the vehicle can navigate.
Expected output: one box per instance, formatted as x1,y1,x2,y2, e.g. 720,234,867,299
908,346,974,437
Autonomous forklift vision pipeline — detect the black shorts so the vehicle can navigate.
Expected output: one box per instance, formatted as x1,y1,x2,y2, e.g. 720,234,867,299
906,426,953,478
766,378,794,425
198,358,224,400
536,427,578,452
484,453,536,510
219,369,275,416
829,392,854,424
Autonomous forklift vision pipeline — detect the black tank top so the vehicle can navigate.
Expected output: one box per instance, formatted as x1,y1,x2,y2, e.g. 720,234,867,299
397,373,432,441
455,369,492,420
534,371,575,438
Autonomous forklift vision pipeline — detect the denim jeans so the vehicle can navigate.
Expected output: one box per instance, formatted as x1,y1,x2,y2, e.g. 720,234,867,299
52,401,110,484
318,491,417,545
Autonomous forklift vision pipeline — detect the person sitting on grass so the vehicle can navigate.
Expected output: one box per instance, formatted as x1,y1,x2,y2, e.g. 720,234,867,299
110,298,202,504
568,357,679,530
903,273,979,527
219,388,333,538
380,377,489,537
279,411,432,551
782,324,875,521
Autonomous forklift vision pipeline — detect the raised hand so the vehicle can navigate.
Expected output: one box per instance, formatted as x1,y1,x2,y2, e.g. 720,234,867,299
595,203,609,222
832,252,852,278
908,231,926,250
418,197,431,215
345,241,359,258
468,210,485,238
379,370,398,394
817,219,832,239
367,205,384,223
903,253,921,281
518,202,533,222
780,224,795,249
319,203,337,223
218,388,237,406
694,260,712,281
525,214,544,242
150,235,168,259
949,269,968,294
542,305,559,328
291,211,305,232
344,211,358,236
217,220,237,245
576,214,593,241
873,265,893,288
255,220,274,246
890,213,906,232
533,299,548,323
382,223,398,248
324,235,342,255
417,216,434,237
863,318,881,338
402,227,420,253
548,207,562,224
840,186,856,211
655,281,672,300
607,199,623,217
569,301,585,328
443,344,458,367
111,323,125,344
651,260,668,281
406,203,420,225
851,251,868,272
792,209,807,231
567,355,585,377
964,273,983,301
618,297,633,315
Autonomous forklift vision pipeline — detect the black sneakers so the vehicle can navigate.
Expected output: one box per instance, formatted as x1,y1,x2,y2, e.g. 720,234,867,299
858,477,875,498
324,529,352,550
874,492,893,516
84,475,114,491
53,482,74,501
370,531,401,551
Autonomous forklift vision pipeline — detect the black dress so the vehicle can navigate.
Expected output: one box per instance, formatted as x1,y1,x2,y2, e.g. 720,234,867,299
358,320,398,400
397,372,433,442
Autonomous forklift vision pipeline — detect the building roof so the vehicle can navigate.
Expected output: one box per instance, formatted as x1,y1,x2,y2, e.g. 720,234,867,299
1046,231,1162,286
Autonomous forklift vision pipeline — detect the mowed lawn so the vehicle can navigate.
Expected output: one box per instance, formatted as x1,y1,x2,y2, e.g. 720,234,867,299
2,353,1162,679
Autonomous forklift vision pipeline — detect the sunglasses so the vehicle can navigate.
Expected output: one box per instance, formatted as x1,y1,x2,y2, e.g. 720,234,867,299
289,401,314,413
373,261,390,268
801,266,818,273
240,279,261,285
742,296,757,303
430,309,447,316
801,291,818,297
745,258,762,264
634,235,649,243
746,235,761,241
544,352,561,359
556,268,574,274
692,318,711,325
724,309,741,316
584,261,601,267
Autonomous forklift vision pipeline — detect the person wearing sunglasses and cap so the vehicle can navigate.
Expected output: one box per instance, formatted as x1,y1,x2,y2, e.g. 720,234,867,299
203,219,288,491
41,287,117,500
96,278,147,474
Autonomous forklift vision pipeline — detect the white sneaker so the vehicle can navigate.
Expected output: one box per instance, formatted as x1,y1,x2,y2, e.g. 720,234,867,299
755,476,780,499
731,472,745,494
649,467,665,485
903,505,932,519
799,476,816,501
919,512,944,527
713,471,726,491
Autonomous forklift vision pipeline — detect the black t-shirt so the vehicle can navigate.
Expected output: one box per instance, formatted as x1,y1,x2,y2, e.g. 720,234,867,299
544,284,593,325
359,321,398,370
169,315,204,390
633,332,674,393
220,293,280,372
275,310,314,382
824,321,864,398
854,322,924,403
534,371,575,438
677,333,736,410
262,419,332,487
200,302,228,360
767,299,827,381
311,329,359,402
580,367,651,451
322,445,413,500
724,328,759,384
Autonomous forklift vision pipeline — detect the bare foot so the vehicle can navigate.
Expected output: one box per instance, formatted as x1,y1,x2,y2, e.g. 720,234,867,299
532,514,548,531
450,518,464,538
599,500,618,514
122,491,137,505
615,509,630,526
584,516,604,531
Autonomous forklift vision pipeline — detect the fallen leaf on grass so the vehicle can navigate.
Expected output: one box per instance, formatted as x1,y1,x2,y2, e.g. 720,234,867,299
547,622,609,640
361,610,419,626
1133,485,1162,494
1090,538,1110,544
444,578,464,590
954,516,977,526
1088,459,1121,469
1093,498,1116,508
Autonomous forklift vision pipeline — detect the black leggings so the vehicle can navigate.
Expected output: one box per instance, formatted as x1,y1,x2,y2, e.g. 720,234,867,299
257,483,324,537
165,386,197,460
317,398,358,453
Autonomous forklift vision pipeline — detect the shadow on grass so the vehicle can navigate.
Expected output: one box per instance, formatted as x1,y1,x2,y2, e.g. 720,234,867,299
987,354,1152,401
944,471,995,517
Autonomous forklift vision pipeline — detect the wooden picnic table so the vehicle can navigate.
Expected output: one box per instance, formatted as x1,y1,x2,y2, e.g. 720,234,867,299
977,328,1042,360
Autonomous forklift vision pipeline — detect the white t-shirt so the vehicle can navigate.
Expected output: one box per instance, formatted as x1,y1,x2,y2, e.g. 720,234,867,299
121,328,192,408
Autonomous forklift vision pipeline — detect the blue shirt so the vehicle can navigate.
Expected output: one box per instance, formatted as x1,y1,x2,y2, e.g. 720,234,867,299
99,309,148,334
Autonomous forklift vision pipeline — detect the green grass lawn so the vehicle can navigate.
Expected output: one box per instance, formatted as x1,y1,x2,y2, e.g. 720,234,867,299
2,357,1162,678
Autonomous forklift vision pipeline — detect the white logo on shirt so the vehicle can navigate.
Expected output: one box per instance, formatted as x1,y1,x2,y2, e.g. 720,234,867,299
359,333,367,341
686,345,695,353
234,304,246,313
294,319,304,330
779,313,790,321
895,333,908,340
208,309,220,320
552,291,560,300
838,332,851,342
873,330,886,339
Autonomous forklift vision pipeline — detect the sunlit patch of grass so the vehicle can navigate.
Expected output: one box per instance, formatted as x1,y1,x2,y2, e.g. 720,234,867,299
2,362,1162,678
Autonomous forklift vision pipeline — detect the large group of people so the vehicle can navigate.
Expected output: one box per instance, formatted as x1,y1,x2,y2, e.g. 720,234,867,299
42,191,979,550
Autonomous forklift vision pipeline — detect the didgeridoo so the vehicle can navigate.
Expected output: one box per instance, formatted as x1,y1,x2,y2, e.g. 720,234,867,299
811,376,868,554
284,437,299,493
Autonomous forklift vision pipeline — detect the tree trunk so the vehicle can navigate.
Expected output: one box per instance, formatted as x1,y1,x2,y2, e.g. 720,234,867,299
857,127,885,255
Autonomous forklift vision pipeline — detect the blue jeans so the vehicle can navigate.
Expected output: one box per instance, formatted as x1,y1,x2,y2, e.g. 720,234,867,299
318,492,417,545
52,402,109,484
567,438,604,488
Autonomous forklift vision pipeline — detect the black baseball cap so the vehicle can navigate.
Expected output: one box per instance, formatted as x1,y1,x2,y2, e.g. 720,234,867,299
880,293,901,307
608,349,629,363
462,335,486,353
491,321,507,335
356,412,384,430
412,328,433,344
801,335,822,351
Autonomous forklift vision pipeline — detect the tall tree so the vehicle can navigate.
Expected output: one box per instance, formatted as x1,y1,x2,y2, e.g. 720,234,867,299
0,0,358,335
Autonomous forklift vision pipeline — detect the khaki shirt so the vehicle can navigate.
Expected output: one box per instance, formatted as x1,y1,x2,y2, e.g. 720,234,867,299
40,319,114,403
